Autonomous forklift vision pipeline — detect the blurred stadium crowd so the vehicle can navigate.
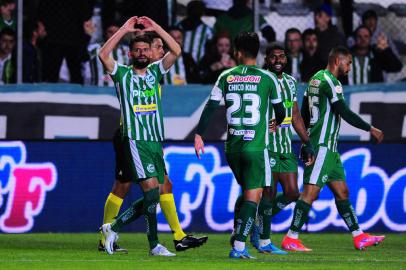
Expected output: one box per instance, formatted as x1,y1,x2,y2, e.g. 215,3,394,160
0,0,405,86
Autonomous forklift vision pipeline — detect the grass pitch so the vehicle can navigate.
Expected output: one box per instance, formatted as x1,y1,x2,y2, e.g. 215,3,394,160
0,233,405,270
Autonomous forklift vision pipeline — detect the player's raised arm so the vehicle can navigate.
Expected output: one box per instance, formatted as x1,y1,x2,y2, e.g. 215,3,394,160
137,16,181,71
99,16,139,73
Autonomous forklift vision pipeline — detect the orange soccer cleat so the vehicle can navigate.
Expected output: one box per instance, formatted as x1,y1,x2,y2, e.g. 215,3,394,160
281,235,312,252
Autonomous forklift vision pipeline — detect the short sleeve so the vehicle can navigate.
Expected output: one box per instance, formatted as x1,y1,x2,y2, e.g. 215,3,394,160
209,76,224,101
148,60,169,82
323,73,344,104
269,75,282,104
109,61,129,82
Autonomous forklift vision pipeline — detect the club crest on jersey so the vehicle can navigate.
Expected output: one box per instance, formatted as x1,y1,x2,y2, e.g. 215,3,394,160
287,80,295,90
145,74,156,88
310,79,320,87
147,164,156,173
270,158,276,167
226,75,261,84
335,86,343,94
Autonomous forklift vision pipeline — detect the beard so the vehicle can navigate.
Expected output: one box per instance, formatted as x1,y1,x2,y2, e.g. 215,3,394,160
132,58,150,69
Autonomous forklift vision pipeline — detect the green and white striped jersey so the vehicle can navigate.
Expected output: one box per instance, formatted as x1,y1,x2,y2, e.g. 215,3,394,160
209,65,282,153
304,70,345,152
110,60,167,141
182,23,213,62
268,73,297,154
86,43,129,87
163,56,187,85
348,55,370,85
0,54,13,84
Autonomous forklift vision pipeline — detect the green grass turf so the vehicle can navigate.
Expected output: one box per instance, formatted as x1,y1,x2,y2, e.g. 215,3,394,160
0,233,405,270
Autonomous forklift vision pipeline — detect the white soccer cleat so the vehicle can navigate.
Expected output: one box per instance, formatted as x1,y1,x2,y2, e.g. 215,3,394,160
101,223,118,255
150,244,176,257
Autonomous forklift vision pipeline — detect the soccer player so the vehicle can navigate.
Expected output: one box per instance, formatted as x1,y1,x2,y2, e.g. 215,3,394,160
281,46,385,251
99,16,181,256
99,29,207,253
194,31,285,259
250,43,315,254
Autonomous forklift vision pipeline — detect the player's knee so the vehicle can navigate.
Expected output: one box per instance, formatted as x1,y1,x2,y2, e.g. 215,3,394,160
144,188,160,205
285,190,300,201
336,188,349,201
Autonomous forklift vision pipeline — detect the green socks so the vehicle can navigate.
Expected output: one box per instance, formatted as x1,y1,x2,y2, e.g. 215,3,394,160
233,195,244,231
142,188,160,249
289,199,311,232
110,188,160,249
272,192,294,217
111,198,143,232
258,197,273,240
336,199,360,232
235,200,257,242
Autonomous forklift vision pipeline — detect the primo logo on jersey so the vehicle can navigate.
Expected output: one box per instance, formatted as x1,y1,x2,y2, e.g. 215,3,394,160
0,142,57,233
158,145,406,232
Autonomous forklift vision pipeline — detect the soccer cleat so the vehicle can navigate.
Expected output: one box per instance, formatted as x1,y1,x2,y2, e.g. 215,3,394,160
354,233,385,250
101,223,118,255
258,242,288,255
174,235,208,251
150,244,176,256
229,247,256,259
371,234,385,246
281,235,312,252
98,240,128,254
250,224,260,249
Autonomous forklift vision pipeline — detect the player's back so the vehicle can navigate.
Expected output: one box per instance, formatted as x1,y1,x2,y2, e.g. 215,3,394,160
216,65,281,153
305,69,343,151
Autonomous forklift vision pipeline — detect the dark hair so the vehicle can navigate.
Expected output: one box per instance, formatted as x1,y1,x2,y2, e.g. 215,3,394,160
265,42,285,56
328,46,350,64
362,9,378,23
234,31,259,59
144,31,161,41
167,26,183,34
0,0,14,7
129,34,152,49
285,28,301,39
23,19,38,40
0,27,15,39
187,0,205,17
354,25,371,37
302,28,317,41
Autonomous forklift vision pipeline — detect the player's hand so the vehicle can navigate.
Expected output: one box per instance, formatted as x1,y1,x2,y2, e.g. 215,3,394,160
122,16,140,33
194,134,205,159
137,16,157,32
300,141,315,166
269,119,277,133
370,126,384,143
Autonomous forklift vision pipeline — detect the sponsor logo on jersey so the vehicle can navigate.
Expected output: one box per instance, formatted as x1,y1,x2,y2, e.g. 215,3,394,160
335,86,343,94
147,164,156,173
226,75,261,84
280,117,292,128
310,79,320,87
229,129,256,141
308,87,319,95
132,88,156,98
283,100,294,109
133,104,157,115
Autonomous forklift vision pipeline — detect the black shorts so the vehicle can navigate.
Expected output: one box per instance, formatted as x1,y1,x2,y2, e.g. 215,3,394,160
113,128,132,182
113,128,168,182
